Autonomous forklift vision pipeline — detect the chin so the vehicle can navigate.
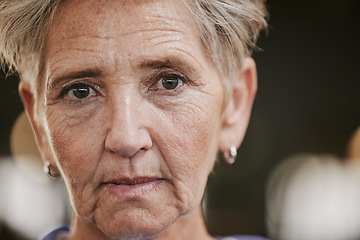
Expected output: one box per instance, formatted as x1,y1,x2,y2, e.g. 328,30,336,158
94,209,176,240
100,222,171,240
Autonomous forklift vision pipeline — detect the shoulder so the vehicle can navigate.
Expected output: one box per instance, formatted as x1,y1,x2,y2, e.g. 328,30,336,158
42,226,70,240
214,236,269,240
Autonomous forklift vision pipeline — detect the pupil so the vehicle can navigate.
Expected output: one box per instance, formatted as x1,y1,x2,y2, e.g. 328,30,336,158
162,78,178,90
73,86,89,99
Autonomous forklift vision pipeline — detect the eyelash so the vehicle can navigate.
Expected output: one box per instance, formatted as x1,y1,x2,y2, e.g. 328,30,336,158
148,69,190,92
59,81,99,100
58,69,190,101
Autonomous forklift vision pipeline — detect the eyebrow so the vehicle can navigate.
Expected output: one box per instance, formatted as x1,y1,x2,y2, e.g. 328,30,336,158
48,68,103,90
139,56,199,75
48,56,201,90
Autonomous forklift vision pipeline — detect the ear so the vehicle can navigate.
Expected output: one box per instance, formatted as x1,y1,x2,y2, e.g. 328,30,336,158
18,81,56,168
218,57,257,153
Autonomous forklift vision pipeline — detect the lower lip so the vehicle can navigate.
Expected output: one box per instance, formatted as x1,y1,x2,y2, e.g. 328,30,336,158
105,179,163,199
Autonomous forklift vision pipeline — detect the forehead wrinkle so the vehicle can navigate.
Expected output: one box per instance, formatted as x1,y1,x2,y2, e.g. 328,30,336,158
152,40,182,47
54,27,186,42
45,36,117,73
47,35,117,53
140,28,191,44
52,2,192,41
48,47,102,62
46,33,203,84
45,0,207,85
47,0,199,55
141,14,190,29
168,48,203,71
46,52,104,79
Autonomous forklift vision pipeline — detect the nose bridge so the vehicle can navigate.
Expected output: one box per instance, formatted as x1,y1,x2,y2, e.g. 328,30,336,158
113,86,138,127
105,84,151,157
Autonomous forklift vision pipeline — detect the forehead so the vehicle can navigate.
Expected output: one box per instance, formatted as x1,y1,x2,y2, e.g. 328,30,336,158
59,0,189,32
44,0,208,79
47,0,198,48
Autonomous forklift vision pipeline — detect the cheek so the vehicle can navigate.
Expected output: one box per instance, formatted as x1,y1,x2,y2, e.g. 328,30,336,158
155,91,223,208
47,111,101,173
165,93,222,162
45,107,105,216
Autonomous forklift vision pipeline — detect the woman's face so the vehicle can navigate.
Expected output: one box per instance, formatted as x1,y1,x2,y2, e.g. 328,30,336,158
39,0,226,238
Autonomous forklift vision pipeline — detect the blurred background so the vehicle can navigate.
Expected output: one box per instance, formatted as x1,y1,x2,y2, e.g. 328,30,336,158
1,0,359,239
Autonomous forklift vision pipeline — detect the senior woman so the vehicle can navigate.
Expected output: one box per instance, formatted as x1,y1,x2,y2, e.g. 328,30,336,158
0,0,268,239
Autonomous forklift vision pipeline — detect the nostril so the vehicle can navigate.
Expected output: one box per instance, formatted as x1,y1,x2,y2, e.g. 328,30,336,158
104,128,152,157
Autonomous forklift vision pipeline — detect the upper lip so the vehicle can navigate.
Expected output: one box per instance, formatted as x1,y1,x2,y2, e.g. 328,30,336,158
104,177,163,185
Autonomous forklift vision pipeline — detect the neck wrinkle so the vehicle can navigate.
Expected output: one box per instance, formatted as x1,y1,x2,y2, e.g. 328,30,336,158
156,205,214,240
69,216,113,240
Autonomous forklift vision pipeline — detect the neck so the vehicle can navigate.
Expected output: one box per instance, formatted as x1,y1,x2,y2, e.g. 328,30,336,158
157,206,213,240
69,205,213,240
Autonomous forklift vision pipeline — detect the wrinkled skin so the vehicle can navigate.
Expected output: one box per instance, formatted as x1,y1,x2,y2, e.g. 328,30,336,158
20,0,257,239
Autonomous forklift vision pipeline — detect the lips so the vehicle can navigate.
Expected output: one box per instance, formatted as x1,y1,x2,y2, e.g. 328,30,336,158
103,177,164,199
107,177,162,186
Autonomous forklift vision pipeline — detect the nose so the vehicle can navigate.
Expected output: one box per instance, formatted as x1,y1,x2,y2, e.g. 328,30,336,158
104,89,152,158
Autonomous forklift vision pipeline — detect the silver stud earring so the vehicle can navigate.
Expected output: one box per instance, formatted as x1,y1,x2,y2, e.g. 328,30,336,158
43,161,60,178
224,146,237,164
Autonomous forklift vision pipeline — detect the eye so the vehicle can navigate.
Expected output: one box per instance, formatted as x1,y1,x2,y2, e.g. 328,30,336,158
156,76,184,90
66,83,97,99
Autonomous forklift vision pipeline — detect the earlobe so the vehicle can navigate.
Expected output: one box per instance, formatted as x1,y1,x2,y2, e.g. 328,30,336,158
219,57,257,153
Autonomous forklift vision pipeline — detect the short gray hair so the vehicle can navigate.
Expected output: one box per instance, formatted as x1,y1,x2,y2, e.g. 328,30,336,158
0,0,268,94
0,0,63,94
187,0,268,91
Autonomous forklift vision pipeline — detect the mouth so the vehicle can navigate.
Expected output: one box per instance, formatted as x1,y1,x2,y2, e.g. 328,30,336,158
107,177,163,185
102,177,165,199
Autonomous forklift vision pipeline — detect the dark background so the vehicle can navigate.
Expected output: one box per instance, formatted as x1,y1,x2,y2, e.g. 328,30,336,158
1,0,359,239
206,0,360,237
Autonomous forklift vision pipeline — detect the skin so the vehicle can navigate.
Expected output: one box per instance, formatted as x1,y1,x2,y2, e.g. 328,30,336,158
19,0,258,239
